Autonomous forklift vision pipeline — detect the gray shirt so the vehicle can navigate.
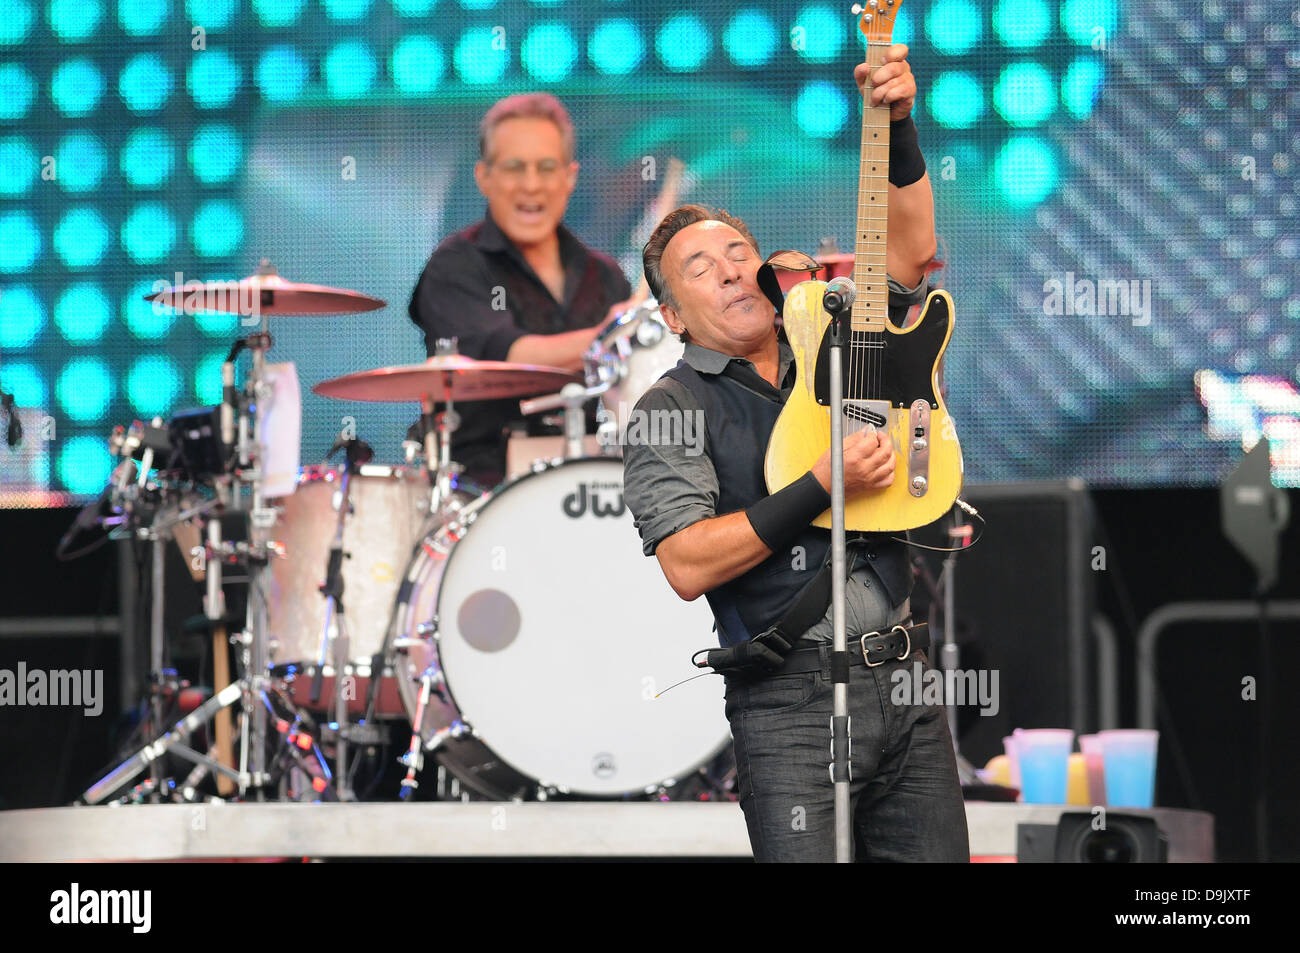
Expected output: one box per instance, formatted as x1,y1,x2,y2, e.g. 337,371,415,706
623,275,929,642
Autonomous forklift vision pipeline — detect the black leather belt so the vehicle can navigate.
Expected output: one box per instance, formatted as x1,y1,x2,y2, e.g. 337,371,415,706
750,623,930,677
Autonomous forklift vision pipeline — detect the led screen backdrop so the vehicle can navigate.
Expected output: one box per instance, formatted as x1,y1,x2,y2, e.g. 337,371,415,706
1,0,1296,504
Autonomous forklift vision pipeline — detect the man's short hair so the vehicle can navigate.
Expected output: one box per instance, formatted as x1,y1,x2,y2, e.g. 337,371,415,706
479,92,575,163
642,204,761,312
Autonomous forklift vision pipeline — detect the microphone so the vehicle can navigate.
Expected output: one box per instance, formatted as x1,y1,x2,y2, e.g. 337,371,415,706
823,277,857,314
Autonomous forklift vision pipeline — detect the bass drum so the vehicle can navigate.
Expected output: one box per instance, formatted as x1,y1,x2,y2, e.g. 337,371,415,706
394,457,729,798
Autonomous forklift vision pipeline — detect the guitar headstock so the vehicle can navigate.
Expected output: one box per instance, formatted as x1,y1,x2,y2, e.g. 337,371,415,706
854,0,904,44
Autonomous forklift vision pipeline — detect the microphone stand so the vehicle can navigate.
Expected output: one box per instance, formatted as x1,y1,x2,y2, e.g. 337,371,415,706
825,284,854,863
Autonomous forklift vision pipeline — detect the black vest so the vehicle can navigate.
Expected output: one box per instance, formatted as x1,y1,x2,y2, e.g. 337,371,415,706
663,360,912,647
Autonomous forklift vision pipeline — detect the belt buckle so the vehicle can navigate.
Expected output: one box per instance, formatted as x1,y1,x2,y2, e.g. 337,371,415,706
860,624,911,667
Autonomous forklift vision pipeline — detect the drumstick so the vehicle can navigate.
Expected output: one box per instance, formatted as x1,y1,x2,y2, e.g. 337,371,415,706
632,158,686,303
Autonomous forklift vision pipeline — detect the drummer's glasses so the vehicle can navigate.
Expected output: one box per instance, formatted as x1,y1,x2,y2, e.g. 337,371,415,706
490,158,568,182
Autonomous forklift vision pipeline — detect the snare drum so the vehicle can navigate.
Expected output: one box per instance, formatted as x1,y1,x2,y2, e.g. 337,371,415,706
585,300,684,442
393,457,728,798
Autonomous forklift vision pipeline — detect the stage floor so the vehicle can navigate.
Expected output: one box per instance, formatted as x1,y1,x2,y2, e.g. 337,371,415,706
0,802,1213,861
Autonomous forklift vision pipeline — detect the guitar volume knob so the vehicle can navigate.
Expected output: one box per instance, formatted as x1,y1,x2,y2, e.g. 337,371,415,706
911,475,927,491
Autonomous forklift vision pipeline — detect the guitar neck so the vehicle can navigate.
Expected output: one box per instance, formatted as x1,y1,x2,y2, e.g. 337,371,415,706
853,40,895,334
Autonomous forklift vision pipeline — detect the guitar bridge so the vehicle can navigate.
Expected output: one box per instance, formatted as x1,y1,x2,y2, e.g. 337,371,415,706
907,399,931,497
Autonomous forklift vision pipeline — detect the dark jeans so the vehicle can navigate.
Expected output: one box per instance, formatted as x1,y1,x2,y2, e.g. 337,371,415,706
724,647,970,862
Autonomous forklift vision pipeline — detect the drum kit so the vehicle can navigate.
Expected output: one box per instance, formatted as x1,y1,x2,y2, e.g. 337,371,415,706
78,262,731,806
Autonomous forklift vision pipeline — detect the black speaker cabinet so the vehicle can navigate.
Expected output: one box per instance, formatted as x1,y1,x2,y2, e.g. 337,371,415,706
911,481,1097,767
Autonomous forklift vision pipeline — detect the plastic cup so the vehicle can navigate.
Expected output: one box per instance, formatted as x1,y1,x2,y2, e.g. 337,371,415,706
1015,729,1075,804
1099,729,1158,808
1002,734,1021,791
1079,734,1107,805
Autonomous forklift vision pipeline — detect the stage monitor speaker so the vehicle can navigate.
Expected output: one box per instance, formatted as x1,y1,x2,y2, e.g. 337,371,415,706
1017,813,1169,863
911,480,1097,768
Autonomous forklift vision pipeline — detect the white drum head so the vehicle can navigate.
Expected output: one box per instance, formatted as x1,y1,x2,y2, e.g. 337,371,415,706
435,458,728,795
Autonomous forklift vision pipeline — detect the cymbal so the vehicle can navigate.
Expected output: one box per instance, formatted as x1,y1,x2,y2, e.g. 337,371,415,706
144,263,385,316
313,356,579,403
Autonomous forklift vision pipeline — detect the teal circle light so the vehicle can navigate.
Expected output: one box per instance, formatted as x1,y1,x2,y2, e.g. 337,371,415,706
392,0,437,16
794,81,850,139
51,211,107,270
253,0,308,28
925,0,982,56
119,54,173,113
0,287,43,347
453,28,509,85
391,36,446,94
256,45,308,101
522,23,577,82
121,203,178,263
127,355,182,417
48,0,102,41
0,0,34,44
54,283,111,342
59,436,114,496
189,124,242,184
187,49,242,108
1,361,46,407
723,9,777,68
0,212,40,272
55,132,107,193
49,60,101,117
588,19,644,76
860,6,915,47
928,71,984,129
56,358,113,423
194,351,226,404
0,137,37,196
121,128,175,188
191,200,244,257
993,0,1049,48
195,309,238,336
993,62,1055,126
0,64,35,119
324,41,378,99
1061,0,1118,47
54,209,109,269
793,5,843,63
324,0,373,20
125,280,176,339
992,135,1058,206
1062,57,1103,119
187,0,237,30
119,0,168,35
656,13,711,73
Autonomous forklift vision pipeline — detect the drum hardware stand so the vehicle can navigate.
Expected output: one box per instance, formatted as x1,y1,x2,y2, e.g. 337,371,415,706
518,379,611,461
938,508,979,786
307,436,377,801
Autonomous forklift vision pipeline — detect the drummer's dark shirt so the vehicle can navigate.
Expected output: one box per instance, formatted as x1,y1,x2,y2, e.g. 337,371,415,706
408,211,631,484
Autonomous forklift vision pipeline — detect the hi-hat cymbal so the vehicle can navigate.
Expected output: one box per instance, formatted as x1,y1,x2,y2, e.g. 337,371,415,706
144,262,385,316
313,356,579,403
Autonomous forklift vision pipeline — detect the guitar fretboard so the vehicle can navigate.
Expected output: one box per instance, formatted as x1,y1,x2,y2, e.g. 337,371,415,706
853,39,895,334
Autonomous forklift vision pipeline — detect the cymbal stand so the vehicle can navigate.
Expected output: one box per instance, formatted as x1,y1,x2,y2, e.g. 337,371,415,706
518,380,611,460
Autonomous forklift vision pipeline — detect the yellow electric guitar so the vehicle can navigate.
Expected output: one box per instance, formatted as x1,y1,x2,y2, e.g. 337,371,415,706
764,0,962,532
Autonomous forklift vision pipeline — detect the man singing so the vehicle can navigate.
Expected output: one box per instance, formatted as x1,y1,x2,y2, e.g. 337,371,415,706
408,92,632,484
623,48,969,862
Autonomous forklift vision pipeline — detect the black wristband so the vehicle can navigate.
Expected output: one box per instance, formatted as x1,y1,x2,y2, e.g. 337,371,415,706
889,115,926,187
745,471,832,555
